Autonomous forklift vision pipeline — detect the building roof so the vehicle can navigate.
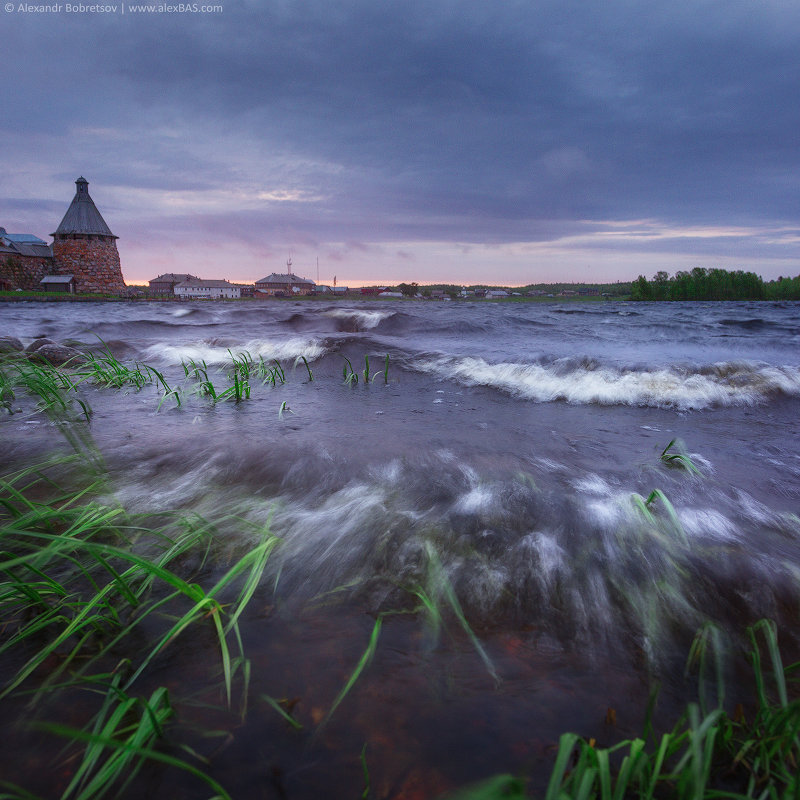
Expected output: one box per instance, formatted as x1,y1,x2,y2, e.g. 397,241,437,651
0,228,48,245
52,177,117,238
175,278,236,288
255,272,316,285
12,243,53,258
40,274,75,284
0,227,53,259
149,273,196,284
0,240,53,260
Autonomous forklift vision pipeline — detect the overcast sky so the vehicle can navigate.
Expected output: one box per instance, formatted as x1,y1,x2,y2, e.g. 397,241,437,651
2,0,799,286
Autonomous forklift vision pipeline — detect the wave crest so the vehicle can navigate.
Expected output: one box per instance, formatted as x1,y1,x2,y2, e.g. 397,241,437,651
414,356,800,409
142,337,326,365
323,308,395,330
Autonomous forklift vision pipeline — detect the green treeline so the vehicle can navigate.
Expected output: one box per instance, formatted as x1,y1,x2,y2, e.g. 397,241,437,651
631,268,800,301
766,274,800,300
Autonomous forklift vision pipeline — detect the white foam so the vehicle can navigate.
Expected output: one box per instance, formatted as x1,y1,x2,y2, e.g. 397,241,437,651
272,482,388,570
453,485,495,514
678,508,740,542
586,498,626,528
113,463,217,513
515,532,568,593
143,337,326,365
460,562,509,611
572,473,615,496
323,309,393,329
414,356,800,409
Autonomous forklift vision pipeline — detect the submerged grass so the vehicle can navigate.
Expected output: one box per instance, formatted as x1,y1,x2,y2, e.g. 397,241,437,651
342,353,390,386
342,355,358,385
660,439,702,476
74,340,181,410
1,355,88,422
5,344,388,417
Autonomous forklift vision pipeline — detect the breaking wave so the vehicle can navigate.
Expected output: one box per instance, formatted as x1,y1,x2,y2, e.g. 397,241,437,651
413,356,800,409
323,308,396,330
142,336,326,365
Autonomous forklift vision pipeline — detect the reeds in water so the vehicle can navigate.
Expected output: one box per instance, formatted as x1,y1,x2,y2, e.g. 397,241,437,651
660,439,702,476
541,620,800,800
0,459,278,798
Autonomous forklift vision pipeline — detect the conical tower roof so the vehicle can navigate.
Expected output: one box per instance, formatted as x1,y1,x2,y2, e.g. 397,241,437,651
52,177,117,238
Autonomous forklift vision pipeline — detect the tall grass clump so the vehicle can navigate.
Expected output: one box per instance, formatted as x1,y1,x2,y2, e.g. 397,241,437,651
660,439,702,476
342,356,359,385
0,457,280,798
75,344,148,390
451,620,800,800
72,340,181,410
224,349,252,401
256,356,285,386
341,354,390,386
1,354,89,422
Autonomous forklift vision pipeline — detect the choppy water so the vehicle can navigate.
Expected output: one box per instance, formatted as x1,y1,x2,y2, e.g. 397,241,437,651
2,298,800,797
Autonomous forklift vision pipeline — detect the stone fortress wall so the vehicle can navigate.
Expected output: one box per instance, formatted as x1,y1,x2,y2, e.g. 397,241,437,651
51,236,126,294
1,177,127,294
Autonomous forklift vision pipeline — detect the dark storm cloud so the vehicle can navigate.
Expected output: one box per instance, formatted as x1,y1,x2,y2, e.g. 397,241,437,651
2,0,799,263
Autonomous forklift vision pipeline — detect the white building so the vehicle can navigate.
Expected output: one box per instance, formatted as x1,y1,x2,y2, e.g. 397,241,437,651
174,278,241,299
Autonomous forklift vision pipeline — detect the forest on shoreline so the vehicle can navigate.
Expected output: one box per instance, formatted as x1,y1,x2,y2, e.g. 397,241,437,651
630,268,800,301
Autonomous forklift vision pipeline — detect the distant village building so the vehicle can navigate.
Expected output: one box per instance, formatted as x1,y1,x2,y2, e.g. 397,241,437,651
234,284,255,298
255,271,316,297
149,273,198,294
174,278,241,299
50,177,126,294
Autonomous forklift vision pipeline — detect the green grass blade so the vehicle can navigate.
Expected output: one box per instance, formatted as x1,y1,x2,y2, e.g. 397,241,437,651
261,695,303,730
39,720,231,800
322,615,382,727
544,733,579,800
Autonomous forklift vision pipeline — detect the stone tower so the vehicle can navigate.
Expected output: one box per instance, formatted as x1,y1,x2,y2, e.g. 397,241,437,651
52,177,126,293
